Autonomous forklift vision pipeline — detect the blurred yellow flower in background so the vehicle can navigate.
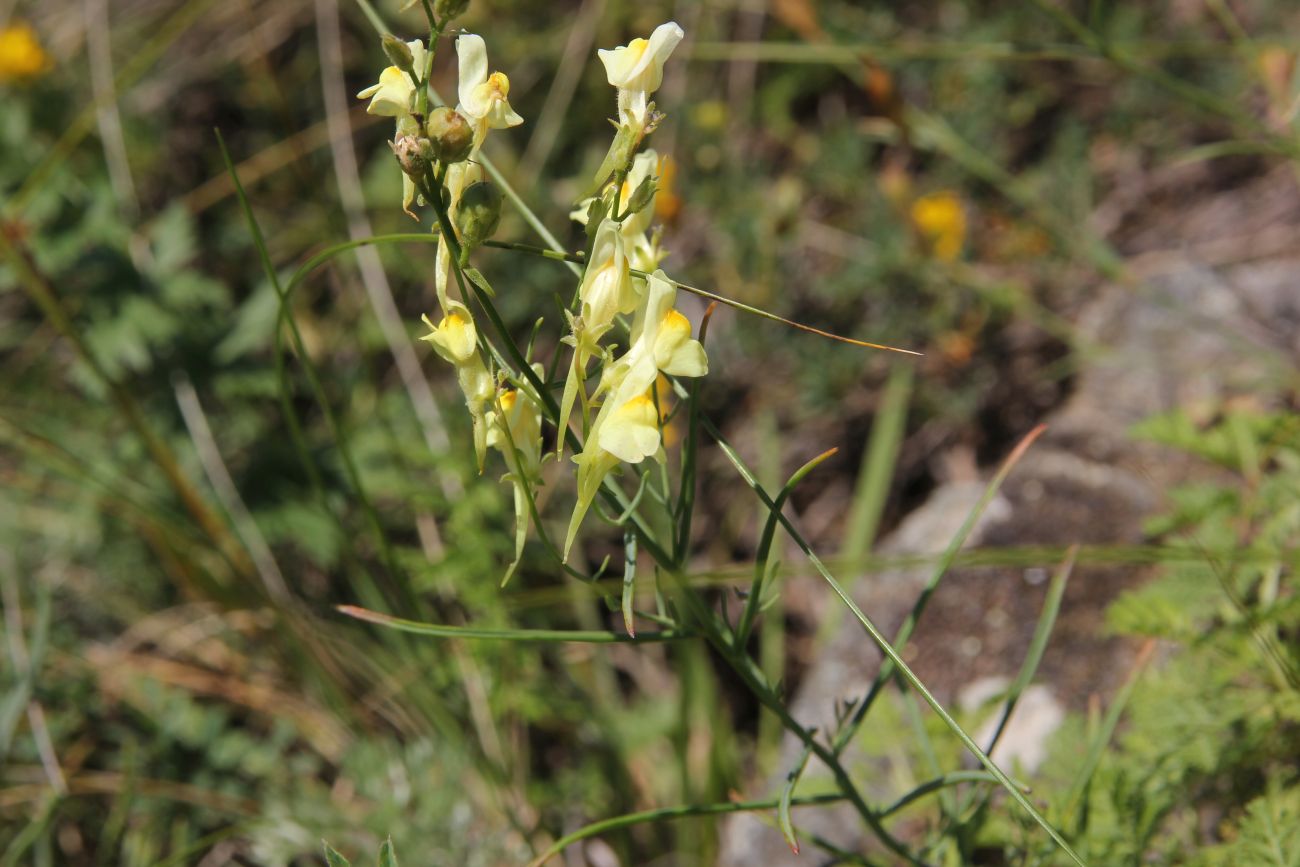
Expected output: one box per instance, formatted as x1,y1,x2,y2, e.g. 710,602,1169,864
0,22,50,82
910,190,967,261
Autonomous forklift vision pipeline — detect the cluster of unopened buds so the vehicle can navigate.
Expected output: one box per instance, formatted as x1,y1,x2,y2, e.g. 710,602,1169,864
356,13,703,580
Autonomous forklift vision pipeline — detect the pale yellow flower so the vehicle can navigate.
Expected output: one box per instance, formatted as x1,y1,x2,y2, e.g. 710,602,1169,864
456,34,523,141
578,219,639,335
356,40,425,117
597,269,707,404
420,306,478,366
564,391,660,560
487,386,543,479
598,22,684,126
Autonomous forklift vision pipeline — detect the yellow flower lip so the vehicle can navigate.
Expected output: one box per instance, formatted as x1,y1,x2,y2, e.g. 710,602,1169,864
660,309,690,335
624,38,649,61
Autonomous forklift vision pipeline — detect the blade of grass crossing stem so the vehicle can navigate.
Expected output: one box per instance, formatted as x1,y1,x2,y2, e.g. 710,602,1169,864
987,546,1077,754
841,362,913,568
217,130,412,612
526,794,846,867
622,529,637,636
839,424,1048,747
337,605,691,643
735,447,838,647
703,417,1087,867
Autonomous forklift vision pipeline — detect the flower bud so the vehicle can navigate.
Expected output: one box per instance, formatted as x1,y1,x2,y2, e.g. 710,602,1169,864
436,0,470,20
454,181,503,253
622,174,656,222
381,34,416,77
425,107,475,164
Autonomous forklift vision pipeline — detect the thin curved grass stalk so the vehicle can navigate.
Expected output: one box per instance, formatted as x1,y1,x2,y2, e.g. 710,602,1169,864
337,605,692,643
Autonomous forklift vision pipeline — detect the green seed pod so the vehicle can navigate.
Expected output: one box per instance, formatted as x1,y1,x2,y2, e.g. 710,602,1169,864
425,107,475,164
455,181,503,254
381,34,415,77
436,0,471,21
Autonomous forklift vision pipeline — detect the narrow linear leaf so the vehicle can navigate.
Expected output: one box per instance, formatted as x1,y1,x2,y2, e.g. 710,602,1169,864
337,605,691,643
